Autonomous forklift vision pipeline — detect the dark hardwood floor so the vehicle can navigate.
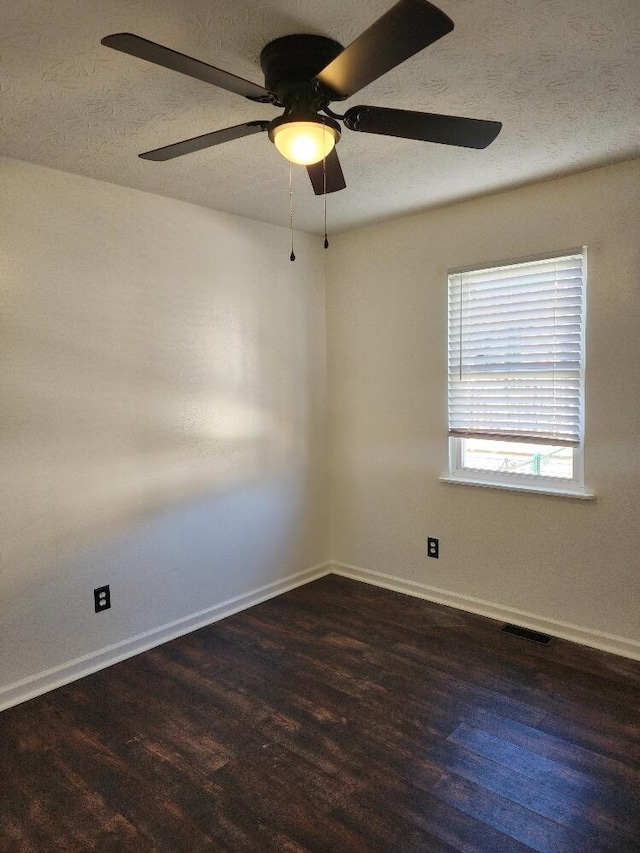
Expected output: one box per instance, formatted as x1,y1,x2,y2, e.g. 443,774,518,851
2,574,640,852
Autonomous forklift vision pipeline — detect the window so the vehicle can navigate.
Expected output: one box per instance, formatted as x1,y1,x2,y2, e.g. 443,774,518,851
446,250,587,495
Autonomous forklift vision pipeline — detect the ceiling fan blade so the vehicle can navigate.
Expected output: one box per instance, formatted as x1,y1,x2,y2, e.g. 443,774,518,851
139,122,269,161
344,106,502,148
306,148,347,195
314,0,453,99
101,33,272,103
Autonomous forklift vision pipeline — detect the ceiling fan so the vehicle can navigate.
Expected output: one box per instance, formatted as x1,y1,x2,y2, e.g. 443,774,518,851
102,0,502,195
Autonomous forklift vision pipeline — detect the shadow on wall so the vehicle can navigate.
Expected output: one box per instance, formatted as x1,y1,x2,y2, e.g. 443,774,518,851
1,255,313,598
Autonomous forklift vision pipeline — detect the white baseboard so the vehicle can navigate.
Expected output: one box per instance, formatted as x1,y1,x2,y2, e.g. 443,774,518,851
332,561,640,661
0,562,331,712
6,559,637,712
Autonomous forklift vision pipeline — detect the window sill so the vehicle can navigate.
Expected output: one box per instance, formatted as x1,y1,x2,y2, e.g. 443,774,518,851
439,476,595,500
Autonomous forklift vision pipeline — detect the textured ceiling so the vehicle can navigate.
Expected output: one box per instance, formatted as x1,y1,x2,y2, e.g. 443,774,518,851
1,0,639,233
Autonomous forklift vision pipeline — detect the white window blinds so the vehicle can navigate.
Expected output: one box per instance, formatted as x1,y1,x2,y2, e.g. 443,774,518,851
448,252,585,446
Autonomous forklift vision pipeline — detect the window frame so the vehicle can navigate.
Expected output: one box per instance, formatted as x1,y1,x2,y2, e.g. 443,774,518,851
447,436,585,494
444,248,590,498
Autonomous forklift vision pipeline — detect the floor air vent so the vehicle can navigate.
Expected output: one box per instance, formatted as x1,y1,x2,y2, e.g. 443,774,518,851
501,624,553,645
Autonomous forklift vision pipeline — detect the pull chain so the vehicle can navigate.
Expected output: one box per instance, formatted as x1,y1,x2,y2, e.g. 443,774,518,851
322,120,329,249
289,161,295,262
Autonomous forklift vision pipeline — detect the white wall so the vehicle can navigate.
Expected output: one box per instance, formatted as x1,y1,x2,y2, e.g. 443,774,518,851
327,159,640,656
1,157,328,705
3,154,639,711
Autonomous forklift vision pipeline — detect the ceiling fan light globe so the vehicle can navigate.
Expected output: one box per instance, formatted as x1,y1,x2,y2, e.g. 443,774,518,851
270,119,340,166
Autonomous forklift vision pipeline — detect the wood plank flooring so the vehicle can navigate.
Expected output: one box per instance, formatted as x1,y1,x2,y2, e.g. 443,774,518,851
2,574,640,852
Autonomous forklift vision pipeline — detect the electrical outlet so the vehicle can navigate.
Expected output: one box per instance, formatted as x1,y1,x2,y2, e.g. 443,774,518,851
427,537,439,559
94,585,110,613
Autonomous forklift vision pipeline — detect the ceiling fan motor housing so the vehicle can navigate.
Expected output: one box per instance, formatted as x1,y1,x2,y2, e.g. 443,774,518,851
259,34,345,110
